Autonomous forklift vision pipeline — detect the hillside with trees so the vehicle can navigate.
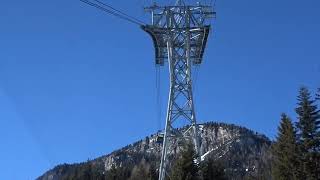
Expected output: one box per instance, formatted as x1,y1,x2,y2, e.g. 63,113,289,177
38,123,271,180
38,87,320,180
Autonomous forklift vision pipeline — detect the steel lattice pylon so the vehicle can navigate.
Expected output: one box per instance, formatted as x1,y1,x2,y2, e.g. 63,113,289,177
143,1,215,180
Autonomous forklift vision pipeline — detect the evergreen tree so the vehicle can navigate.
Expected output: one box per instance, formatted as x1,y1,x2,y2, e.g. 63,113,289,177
200,158,226,180
148,162,159,180
71,162,105,180
295,87,320,179
170,143,200,180
105,164,131,180
105,165,118,180
129,159,157,180
271,114,299,180
129,162,148,180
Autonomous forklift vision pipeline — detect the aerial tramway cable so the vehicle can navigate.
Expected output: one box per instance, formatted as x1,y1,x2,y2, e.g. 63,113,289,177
192,65,200,94
92,0,146,25
156,65,162,131
80,0,146,26
213,0,218,7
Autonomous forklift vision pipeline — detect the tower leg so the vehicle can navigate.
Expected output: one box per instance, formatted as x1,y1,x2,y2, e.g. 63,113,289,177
158,33,201,180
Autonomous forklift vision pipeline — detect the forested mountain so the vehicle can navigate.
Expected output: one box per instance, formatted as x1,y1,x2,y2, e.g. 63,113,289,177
38,122,272,180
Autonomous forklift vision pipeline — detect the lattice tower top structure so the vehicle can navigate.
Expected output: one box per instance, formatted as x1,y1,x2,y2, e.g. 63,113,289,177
142,1,215,180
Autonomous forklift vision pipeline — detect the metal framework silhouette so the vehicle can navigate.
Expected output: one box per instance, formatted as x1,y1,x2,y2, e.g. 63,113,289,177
143,1,215,179
79,1,215,179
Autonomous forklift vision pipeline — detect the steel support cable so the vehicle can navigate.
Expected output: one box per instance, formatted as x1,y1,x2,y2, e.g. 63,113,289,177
80,0,141,25
213,0,217,7
156,65,162,131
80,0,145,26
192,65,200,94
92,0,146,25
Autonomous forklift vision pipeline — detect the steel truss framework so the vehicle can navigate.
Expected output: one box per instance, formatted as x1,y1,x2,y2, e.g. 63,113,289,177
143,1,215,180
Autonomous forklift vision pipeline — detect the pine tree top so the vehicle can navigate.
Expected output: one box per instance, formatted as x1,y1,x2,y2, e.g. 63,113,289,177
295,87,320,146
272,113,300,180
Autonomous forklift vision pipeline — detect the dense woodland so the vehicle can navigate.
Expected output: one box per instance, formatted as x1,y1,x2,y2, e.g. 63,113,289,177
44,144,227,180
38,87,320,180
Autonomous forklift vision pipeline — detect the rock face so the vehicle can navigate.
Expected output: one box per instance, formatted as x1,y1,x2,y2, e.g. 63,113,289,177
38,122,272,180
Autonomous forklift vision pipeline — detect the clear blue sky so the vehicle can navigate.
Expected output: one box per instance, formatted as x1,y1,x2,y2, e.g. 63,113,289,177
0,0,319,179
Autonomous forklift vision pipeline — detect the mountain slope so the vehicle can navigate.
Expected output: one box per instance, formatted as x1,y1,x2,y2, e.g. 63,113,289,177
38,122,272,180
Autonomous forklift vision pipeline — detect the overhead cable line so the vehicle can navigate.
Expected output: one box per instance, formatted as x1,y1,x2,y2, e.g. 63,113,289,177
93,0,146,25
213,0,218,7
80,0,145,26
155,65,162,131
192,65,200,94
